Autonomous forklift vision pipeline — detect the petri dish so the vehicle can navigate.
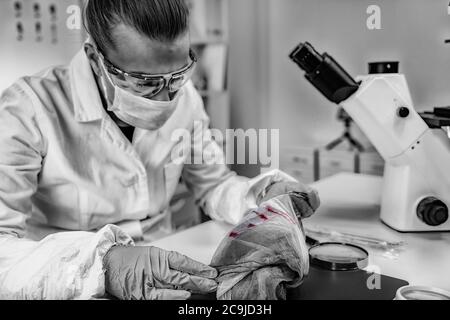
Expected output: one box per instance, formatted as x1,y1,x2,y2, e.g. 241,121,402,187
396,286,450,300
309,242,369,271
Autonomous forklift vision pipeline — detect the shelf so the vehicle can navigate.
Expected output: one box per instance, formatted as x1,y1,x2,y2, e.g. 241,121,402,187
187,0,228,45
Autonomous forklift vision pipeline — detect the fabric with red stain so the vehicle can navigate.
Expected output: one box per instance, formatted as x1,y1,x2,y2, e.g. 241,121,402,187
210,194,312,300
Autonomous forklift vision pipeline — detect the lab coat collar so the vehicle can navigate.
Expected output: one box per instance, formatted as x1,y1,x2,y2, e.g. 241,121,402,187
70,48,106,123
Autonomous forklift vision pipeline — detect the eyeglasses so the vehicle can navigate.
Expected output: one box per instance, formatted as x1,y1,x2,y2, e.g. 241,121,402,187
97,48,197,98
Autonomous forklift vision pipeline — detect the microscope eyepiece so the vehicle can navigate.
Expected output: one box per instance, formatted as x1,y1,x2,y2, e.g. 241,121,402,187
289,42,360,104
289,42,324,74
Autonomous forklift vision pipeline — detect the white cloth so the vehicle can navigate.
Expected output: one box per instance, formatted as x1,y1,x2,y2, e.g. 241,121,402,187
0,48,294,299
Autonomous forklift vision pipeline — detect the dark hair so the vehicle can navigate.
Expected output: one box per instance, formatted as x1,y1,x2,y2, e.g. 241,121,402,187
84,0,190,53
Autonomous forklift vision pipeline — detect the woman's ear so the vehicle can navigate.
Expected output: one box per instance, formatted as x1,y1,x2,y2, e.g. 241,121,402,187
84,43,102,77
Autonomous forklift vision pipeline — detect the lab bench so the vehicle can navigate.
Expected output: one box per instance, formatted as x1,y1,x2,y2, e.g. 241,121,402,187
149,173,450,296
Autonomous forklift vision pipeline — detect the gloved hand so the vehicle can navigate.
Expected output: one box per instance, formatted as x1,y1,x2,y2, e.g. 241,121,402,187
257,181,320,219
103,245,218,300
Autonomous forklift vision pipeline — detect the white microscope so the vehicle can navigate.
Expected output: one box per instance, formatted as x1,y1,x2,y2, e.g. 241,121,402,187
290,42,450,232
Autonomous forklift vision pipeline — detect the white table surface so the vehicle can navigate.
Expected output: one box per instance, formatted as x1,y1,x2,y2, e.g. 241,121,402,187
150,173,450,292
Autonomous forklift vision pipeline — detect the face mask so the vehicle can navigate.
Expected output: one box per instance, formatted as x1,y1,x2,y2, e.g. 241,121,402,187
108,85,182,130
98,59,182,130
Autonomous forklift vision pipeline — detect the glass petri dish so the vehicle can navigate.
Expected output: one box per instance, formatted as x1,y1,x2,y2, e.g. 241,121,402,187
396,286,450,300
309,242,369,271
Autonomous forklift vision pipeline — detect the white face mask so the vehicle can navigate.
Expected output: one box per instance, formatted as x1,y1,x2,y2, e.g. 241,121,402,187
99,60,182,131
108,85,182,130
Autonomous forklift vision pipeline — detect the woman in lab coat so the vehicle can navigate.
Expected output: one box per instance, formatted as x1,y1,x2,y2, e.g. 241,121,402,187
0,0,319,300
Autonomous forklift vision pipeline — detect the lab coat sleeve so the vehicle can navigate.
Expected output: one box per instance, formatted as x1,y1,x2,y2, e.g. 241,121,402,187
0,83,134,299
182,94,296,226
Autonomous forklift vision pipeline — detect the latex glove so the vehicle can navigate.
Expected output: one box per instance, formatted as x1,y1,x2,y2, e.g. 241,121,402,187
257,181,320,219
103,246,218,300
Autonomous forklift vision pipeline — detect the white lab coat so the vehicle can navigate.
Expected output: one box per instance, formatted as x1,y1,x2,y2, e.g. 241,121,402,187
0,48,295,299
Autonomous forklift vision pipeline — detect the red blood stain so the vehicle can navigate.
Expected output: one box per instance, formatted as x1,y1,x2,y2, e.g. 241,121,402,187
229,231,239,238
266,206,296,224
267,206,279,214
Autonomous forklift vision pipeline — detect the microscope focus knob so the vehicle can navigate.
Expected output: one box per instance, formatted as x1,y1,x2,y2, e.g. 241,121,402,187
397,107,410,118
417,197,449,227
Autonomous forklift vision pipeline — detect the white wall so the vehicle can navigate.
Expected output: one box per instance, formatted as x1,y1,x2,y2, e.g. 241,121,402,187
228,0,270,177
229,0,450,176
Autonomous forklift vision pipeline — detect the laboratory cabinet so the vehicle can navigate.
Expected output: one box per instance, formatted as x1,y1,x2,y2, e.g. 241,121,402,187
280,146,385,184
188,0,231,135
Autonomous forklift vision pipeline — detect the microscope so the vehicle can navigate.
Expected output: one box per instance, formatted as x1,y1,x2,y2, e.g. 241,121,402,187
290,42,450,232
